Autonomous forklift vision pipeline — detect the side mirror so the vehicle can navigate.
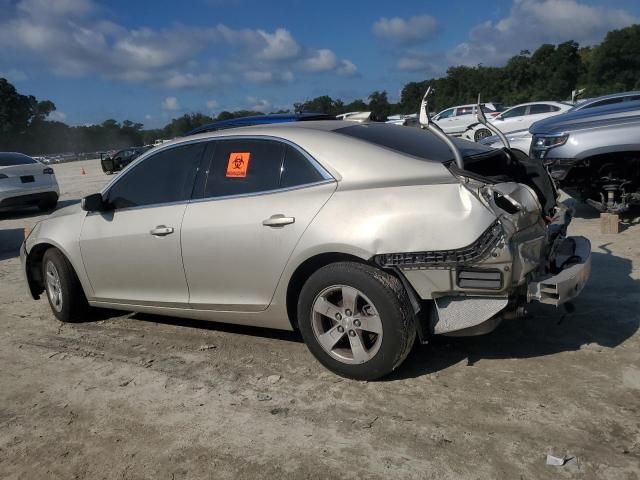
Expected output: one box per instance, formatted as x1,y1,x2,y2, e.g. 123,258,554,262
81,193,107,212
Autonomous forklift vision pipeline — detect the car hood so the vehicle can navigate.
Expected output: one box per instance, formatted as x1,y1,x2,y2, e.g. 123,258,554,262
530,100,640,135
48,201,83,219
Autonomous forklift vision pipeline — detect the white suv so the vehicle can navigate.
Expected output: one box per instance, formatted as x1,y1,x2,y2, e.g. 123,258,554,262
433,102,504,136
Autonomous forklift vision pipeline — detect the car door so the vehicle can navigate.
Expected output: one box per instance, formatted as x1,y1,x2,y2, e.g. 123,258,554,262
433,108,456,134
447,106,474,135
79,142,206,306
181,138,336,312
494,105,528,133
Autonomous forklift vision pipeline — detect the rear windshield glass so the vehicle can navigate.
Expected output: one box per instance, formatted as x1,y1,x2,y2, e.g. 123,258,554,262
335,123,489,162
0,153,37,166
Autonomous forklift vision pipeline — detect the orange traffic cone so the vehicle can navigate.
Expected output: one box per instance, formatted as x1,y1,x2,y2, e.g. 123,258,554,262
80,167,86,175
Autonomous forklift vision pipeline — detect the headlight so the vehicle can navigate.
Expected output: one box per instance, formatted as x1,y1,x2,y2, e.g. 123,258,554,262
533,134,569,149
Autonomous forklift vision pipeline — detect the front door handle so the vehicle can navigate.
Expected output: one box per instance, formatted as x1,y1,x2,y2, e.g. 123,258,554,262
262,214,295,228
150,225,174,236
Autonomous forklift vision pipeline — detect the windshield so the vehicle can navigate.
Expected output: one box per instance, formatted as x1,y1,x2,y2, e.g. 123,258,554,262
0,153,37,167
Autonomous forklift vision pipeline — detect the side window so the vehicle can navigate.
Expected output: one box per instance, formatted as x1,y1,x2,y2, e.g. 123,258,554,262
500,106,527,119
204,139,284,198
456,106,474,116
585,98,623,109
107,142,205,209
529,104,553,114
280,145,325,188
436,109,454,120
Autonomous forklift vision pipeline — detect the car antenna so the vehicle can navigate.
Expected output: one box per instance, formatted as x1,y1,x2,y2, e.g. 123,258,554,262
419,86,465,170
475,93,510,149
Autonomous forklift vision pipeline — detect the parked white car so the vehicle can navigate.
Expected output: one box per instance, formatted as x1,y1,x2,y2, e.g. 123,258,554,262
432,102,504,136
0,152,59,212
462,101,572,142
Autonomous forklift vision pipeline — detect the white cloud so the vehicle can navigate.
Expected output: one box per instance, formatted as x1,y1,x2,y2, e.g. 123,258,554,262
302,49,338,72
48,110,66,121
144,114,152,120
449,0,639,66
163,72,216,89
244,69,295,83
396,53,443,75
256,28,300,60
161,96,180,112
0,0,356,91
246,96,272,112
372,15,438,44
337,59,358,77
206,100,218,110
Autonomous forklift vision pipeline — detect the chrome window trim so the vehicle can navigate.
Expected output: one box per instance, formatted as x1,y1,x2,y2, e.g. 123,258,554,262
100,137,212,196
189,178,336,205
98,134,336,213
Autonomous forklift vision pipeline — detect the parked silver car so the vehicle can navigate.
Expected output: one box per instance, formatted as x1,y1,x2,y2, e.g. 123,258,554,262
21,121,591,379
530,100,640,213
0,152,59,212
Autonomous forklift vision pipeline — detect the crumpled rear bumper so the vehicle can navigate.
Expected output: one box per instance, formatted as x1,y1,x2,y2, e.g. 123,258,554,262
527,236,591,305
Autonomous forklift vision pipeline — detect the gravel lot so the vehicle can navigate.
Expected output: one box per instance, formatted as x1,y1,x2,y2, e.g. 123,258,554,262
1,159,639,479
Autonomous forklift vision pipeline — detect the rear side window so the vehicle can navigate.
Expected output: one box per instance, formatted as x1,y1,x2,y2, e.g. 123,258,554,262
585,97,624,109
107,142,205,209
280,145,324,188
501,106,527,119
0,153,36,166
204,139,284,198
529,104,554,114
456,106,474,116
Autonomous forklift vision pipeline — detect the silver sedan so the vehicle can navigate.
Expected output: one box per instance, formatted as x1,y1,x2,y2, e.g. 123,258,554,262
21,121,591,379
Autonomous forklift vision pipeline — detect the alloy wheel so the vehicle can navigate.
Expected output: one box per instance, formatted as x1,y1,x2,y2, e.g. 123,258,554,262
45,260,63,313
311,285,383,364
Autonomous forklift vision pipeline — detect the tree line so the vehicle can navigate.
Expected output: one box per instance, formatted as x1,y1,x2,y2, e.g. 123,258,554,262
1,24,638,155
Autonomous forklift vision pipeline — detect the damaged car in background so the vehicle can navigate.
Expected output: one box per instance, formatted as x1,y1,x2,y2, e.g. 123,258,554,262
20,90,591,380
530,100,640,213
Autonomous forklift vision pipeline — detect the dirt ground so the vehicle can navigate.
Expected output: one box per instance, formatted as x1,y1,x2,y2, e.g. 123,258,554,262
1,159,639,479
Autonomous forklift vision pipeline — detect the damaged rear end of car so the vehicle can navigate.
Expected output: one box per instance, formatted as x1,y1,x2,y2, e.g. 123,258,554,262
372,90,592,338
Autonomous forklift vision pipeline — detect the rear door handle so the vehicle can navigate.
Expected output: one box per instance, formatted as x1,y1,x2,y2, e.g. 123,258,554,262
262,214,295,228
150,225,174,236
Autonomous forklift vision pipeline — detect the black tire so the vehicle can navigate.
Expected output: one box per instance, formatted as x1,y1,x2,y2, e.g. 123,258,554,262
474,128,492,142
105,170,113,175
38,196,58,212
42,248,90,323
297,262,416,380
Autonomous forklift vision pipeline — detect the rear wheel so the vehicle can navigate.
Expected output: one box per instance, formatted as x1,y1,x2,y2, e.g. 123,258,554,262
38,196,58,212
297,262,416,380
474,128,492,142
42,248,90,322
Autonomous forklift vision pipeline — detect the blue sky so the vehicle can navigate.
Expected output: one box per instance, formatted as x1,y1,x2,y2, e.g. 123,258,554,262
1,0,638,127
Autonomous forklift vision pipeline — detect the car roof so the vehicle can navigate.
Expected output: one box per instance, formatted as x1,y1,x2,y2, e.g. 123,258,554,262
149,121,491,188
530,99,640,135
185,112,334,136
575,91,640,108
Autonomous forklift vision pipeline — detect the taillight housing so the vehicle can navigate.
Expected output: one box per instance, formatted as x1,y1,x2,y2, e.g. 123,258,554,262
43,167,54,174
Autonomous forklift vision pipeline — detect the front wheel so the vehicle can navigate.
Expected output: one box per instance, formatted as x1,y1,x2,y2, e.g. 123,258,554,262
297,262,416,380
42,248,90,322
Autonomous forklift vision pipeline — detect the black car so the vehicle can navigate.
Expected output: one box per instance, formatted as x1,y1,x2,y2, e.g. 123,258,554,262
101,147,152,174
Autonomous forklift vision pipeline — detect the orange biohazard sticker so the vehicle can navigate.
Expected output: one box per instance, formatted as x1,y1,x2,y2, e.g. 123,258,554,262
226,152,250,178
